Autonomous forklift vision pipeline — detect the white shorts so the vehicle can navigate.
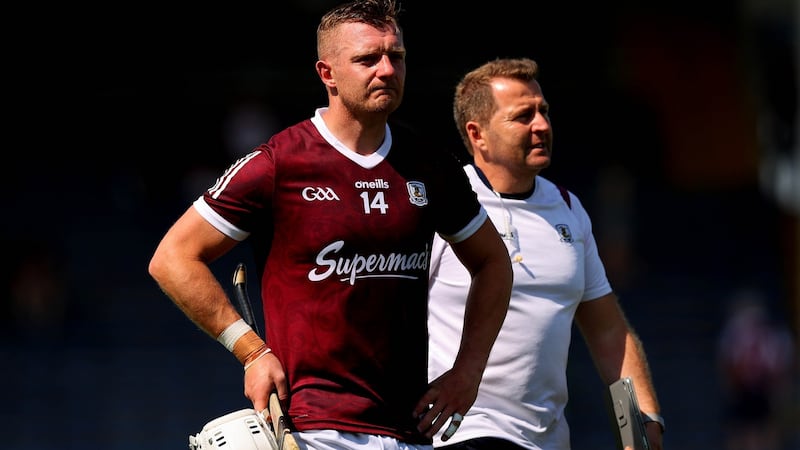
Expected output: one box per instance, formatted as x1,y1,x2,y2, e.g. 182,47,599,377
295,429,433,450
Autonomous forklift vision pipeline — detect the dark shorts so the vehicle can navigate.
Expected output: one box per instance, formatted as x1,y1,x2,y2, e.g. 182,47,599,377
439,437,526,450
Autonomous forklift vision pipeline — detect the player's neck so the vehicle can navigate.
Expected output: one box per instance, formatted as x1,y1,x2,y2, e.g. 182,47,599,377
321,106,388,155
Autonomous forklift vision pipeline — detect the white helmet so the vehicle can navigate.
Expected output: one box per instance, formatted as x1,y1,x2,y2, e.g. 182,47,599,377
189,408,278,450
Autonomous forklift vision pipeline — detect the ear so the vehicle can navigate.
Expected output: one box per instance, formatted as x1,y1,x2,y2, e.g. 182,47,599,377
316,60,335,88
465,121,486,153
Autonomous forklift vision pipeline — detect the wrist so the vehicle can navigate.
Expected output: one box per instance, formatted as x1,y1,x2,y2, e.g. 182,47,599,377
641,412,665,434
217,319,252,351
244,347,272,371
217,319,268,365
233,333,268,365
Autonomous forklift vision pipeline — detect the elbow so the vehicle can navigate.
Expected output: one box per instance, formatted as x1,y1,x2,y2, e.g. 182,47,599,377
148,246,171,285
147,256,161,282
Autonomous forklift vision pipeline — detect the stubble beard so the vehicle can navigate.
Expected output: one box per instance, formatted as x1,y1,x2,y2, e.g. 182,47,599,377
344,92,402,119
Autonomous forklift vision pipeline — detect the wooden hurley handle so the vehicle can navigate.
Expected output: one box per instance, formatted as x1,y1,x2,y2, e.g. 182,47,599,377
269,392,300,450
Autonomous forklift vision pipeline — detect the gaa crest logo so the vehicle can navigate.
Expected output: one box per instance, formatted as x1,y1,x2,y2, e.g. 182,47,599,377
406,181,428,206
555,224,573,243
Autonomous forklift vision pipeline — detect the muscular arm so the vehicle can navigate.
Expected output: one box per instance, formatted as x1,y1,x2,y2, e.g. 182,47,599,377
575,293,664,449
148,206,282,411
449,218,513,388
416,218,512,438
148,206,242,338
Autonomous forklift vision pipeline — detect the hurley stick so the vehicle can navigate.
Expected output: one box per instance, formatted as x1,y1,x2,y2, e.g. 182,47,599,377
233,263,300,450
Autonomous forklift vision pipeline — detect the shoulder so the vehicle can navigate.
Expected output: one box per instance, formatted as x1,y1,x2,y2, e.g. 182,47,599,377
387,120,463,170
269,119,317,142
387,118,421,141
263,119,326,159
388,120,428,155
533,178,594,228
538,177,596,229
537,176,580,210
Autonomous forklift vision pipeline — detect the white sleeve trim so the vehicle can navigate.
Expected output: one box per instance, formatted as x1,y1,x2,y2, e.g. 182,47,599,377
192,197,250,242
442,206,489,244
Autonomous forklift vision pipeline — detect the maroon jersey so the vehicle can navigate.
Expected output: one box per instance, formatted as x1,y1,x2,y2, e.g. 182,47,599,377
195,111,484,443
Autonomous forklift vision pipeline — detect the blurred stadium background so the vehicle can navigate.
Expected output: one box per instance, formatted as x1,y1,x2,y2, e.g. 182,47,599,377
3,0,798,448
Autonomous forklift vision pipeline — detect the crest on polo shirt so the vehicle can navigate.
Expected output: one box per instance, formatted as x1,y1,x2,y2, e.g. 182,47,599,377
555,223,573,243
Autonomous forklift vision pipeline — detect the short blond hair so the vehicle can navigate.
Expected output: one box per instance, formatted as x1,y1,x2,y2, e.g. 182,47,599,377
317,0,402,59
453,58,540,155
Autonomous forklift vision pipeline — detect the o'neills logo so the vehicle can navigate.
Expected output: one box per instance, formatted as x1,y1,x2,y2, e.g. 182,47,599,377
308,241,429,285
354,179,389,189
